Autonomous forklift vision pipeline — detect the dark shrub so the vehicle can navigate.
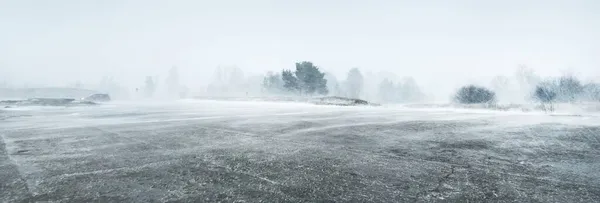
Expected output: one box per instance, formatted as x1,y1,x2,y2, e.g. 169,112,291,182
534,84,556,103
533,83,558,112
454,85,496,104
83,94,111,102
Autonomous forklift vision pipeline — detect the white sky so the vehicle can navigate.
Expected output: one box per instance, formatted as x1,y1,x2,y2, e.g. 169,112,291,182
1,0,599,89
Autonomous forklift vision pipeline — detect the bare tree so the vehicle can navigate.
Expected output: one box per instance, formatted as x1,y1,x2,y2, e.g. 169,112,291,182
534,84,556,112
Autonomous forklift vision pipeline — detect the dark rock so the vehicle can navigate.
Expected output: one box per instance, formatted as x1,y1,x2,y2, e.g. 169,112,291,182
27,98,75,106
1,98,97,107
0,100,20,104
313,96,377,106
82,94,111,102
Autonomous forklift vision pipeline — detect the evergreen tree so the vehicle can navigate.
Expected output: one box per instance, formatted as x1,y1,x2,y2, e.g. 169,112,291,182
378,78,396,102
294,61,328,95
279,61,328,95
281,70,300,93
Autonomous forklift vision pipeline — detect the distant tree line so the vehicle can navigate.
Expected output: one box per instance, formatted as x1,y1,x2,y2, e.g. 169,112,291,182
262,63,600,109
262,62,426,103
452,70,600,112
532,76,600,111
141,66,189,99
378,77,425,103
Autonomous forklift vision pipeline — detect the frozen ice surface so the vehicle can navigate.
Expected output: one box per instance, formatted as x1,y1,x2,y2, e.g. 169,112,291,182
1,100,600,202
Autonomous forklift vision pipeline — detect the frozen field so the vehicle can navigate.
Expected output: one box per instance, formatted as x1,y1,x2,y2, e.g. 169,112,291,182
1,100,600,202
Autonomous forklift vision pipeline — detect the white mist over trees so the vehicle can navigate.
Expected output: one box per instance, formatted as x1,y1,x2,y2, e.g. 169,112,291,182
262,71,285,94
376,76,425,103
514,66,542,103
97,76,129,100
207,66,248,97
378,78,397,102
399,77,425,102
344,68,364,99
165,66,180,98
324,72,342,97
162,66,189,99
489,75,512,103
3,59,597,107
144,76,157,98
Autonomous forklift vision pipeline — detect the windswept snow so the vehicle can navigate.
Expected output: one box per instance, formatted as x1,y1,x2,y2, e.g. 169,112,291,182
1,100,600,202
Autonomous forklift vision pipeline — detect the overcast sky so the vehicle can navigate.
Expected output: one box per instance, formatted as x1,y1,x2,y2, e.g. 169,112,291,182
1,0,599,89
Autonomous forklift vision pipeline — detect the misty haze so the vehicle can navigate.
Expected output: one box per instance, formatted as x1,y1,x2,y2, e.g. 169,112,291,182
1,1,600,202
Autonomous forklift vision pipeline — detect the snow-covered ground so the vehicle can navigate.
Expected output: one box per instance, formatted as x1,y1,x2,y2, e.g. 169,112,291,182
1,100,600,202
